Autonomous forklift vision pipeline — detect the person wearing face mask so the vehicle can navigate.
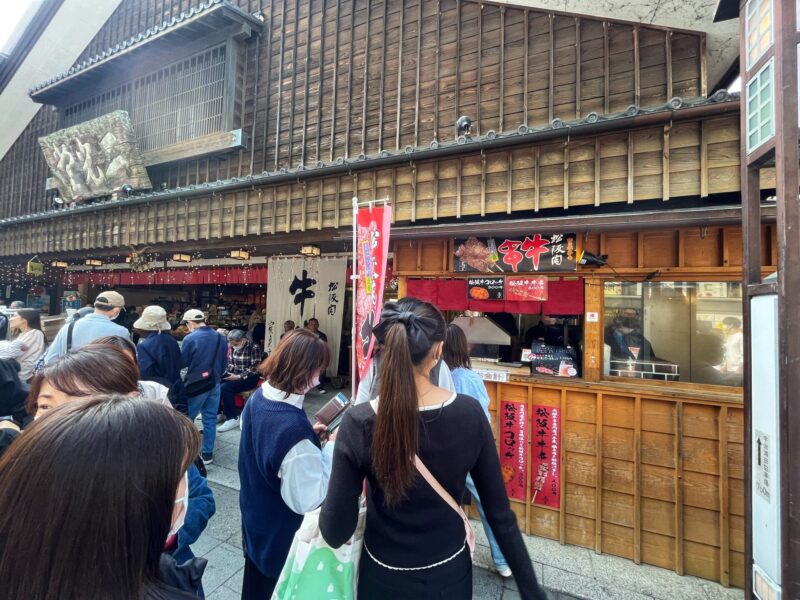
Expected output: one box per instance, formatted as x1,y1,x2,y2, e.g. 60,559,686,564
8,309,45,382
604,308,659,361
43,291,130,365
0,394,205,600
238,329,333,599
26,347,216,581
218,329,263,433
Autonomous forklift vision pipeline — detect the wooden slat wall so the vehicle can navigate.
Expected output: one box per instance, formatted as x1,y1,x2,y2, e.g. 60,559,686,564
479,381,744,588
0,114,780,256
0,0,707,219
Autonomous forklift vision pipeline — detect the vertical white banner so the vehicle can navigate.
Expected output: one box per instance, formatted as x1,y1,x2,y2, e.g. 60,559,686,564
266,256,347,376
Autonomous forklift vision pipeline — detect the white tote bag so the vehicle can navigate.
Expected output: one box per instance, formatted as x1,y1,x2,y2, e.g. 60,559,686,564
272,504,366,600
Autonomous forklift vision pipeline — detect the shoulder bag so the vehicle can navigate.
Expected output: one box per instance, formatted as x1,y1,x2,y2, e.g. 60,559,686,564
184,335,222,398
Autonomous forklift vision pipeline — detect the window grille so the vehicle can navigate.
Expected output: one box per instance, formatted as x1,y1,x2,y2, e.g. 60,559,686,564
63,45,227,153
745,0,773,68
746,58,775,152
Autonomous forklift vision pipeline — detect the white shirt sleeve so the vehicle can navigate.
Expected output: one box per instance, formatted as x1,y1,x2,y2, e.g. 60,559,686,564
438,360,456,392
355,361,375,405
277,439,335,514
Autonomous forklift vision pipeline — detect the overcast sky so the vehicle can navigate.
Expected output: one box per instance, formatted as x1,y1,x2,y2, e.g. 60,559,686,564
0,1,38,54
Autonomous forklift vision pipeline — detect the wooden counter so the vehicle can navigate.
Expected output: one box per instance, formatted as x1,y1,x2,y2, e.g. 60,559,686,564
479,377,743,588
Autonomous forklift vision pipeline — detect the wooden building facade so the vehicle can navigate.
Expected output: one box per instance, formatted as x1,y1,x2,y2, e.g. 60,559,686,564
0,0,767,590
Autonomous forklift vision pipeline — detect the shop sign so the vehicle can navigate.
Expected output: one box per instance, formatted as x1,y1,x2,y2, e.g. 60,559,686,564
26,257,44,276
355,203,393,382
467,276,505,300
454,234,577,273
475,368,509,382
499,401,527,501
531,405,561,509
505,276,548,301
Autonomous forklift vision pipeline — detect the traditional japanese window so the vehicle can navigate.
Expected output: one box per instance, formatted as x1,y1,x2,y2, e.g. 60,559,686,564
746,59,775,153
63,45,228,153
746,0,773,68
603,282,743,388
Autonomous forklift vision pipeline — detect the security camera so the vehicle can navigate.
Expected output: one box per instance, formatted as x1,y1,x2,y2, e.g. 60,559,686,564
578,250,608,267
121,183,134,196
52,196,64,209
456,115,472,137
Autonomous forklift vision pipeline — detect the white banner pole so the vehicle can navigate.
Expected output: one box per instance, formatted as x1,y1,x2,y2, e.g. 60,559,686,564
351,196,359,402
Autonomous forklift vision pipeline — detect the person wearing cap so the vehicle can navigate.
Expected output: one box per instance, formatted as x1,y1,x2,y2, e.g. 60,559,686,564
43,291,130,365
135,306,188,414
218,329,263,433
181,309,228,464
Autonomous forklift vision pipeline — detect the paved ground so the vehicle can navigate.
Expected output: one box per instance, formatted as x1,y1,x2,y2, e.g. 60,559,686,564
193,389,742,600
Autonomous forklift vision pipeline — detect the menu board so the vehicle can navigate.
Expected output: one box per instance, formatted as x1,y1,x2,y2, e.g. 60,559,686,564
454,234,577,273
506,276,548,301
531,405,561,508
499,401,527,501
467,276,505,300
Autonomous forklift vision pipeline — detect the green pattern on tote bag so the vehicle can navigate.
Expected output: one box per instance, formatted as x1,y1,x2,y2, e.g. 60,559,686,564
275,546,356,600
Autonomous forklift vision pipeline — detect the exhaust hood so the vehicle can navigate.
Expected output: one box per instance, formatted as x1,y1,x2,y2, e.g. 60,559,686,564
452,312,512,346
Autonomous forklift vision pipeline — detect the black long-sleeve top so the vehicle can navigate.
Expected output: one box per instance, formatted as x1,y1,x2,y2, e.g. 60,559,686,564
319,394,547,600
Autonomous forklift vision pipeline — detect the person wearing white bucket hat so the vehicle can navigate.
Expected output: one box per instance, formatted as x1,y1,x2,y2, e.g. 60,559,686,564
134,306,188,414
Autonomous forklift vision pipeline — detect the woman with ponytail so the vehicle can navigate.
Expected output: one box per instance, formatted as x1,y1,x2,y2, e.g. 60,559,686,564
320,299,546,599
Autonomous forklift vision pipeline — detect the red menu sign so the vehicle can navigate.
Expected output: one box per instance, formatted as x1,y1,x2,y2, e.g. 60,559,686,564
506,276,548,301
499,401,527,501
355,204,392,383
531,404,561,508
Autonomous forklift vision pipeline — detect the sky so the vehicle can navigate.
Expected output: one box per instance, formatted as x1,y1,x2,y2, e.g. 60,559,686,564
0,1,39,54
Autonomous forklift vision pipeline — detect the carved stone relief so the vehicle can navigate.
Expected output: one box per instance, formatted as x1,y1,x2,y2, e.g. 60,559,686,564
38,110,151,203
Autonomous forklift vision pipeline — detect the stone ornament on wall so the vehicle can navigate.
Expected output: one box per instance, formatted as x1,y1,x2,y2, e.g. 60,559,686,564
38,110,151,203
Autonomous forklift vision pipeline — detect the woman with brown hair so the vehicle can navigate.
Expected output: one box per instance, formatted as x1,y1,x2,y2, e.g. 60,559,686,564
238,328,333,599
320,299,546,599
0,394,202,600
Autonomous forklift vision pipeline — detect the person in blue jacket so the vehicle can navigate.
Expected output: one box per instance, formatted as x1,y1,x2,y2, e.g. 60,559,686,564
181,309,228,464
443,323,512,579
135,306,189,414
172,465,216,563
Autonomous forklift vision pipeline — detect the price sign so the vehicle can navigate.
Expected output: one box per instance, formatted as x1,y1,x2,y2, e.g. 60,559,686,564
467,276,505,300
506,276,548,301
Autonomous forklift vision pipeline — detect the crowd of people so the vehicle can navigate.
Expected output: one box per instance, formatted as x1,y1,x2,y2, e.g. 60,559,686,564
0,290,546,600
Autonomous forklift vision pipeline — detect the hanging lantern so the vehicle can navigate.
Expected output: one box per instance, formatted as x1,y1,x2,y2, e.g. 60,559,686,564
85,259,102,267
300,244,321,257
230,249,250,261
173,253,191,263
51,261,68,268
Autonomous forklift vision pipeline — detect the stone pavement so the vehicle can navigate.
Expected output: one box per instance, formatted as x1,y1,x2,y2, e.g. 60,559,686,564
193,390,742,600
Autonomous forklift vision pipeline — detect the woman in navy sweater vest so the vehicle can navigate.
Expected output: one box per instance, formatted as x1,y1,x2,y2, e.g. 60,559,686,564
238,329,333,599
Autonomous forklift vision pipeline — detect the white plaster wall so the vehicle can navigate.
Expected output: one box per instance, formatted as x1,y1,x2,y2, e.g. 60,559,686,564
0,0,122,162
492,0,740,93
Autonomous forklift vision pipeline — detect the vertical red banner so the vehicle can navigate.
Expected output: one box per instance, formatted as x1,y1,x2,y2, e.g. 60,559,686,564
354,204,392,383
531,404,561,508
499,400,527,501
